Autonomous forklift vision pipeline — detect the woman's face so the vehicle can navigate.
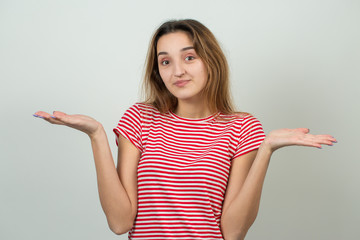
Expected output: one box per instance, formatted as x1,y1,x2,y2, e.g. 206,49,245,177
156,31,208,103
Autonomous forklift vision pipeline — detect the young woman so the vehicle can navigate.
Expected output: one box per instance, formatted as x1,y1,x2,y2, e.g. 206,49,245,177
33,19,336,240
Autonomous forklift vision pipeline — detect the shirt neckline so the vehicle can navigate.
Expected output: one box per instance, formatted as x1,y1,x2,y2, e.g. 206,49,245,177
169,110,220,122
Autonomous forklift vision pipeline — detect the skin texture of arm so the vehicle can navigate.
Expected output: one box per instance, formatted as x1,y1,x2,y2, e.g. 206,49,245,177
220,146,270,240
220,128,336,240
33,111,139,235
91,131,139,234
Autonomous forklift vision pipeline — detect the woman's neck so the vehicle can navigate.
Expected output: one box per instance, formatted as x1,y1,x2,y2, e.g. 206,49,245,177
174,99,213,119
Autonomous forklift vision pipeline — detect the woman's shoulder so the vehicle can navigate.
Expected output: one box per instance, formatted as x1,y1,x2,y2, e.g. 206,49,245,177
130,102,162,117
235,112,262,126
215,112,263,131
217,111,255,122
134,102,159,110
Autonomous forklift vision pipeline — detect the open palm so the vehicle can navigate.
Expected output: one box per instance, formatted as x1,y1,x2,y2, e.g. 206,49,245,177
33,111,102,137
264,128,336,152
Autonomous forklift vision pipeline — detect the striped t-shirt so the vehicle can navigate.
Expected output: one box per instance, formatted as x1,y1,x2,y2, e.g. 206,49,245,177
113,103,265,240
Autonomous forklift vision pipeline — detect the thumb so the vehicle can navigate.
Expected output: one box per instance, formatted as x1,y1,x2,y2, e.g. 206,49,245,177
52,111,69,121
295,128,310,134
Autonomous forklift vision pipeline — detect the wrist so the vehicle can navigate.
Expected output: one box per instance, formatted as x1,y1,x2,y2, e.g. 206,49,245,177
89,123,105,140
258,139,275,155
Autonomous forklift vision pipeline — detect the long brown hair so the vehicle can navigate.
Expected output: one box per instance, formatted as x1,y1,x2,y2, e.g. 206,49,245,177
143,19,236,115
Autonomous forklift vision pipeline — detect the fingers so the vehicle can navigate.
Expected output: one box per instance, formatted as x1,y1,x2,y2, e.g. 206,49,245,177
304,134,337,148
315,135,337,147
291,128,337,149
52,111,68,121
33,111,66,125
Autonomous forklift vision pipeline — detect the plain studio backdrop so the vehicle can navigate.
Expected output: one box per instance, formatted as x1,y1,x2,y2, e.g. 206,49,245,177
1,0,359,239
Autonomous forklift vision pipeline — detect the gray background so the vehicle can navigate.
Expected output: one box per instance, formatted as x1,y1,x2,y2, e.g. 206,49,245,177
1,0,359,239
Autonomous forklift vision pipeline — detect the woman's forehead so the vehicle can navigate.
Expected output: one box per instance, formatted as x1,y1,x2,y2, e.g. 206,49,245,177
156,31,194,53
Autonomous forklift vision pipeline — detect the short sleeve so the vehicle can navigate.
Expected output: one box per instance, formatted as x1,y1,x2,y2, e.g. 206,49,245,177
232,115,266,159
113,104,143,151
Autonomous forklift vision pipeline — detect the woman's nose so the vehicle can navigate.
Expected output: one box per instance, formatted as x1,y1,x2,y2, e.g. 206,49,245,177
174,61,185,77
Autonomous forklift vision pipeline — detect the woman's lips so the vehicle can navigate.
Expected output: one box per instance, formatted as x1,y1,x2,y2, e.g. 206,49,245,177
174,80,190,87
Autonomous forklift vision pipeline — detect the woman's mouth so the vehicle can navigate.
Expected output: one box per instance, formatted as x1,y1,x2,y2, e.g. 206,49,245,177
174,80,190,87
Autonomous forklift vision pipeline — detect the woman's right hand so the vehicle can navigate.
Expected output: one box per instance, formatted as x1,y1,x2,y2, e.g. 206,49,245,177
33,111,103,138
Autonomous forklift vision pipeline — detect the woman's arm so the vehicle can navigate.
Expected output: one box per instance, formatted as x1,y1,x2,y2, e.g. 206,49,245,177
220,128,336,240
220,145,271,240
33,111,139,235
91,129,139,234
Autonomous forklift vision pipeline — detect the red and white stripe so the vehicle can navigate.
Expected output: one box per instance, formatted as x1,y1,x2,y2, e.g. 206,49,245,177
114,103,265,240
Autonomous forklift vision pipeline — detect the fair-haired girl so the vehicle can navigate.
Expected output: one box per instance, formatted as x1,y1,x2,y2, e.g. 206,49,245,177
34,19,336,240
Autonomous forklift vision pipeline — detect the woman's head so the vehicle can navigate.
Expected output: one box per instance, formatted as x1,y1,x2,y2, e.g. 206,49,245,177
143,19,235,114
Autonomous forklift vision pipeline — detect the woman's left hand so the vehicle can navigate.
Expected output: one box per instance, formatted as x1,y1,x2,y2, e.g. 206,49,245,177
262,128,337,153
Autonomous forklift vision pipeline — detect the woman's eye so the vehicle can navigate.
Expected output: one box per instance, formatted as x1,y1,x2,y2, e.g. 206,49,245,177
161,60,169,66
185,56,195,61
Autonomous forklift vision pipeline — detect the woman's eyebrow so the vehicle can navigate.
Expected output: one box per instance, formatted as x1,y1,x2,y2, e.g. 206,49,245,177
157,46,195,57
181,46,195,51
